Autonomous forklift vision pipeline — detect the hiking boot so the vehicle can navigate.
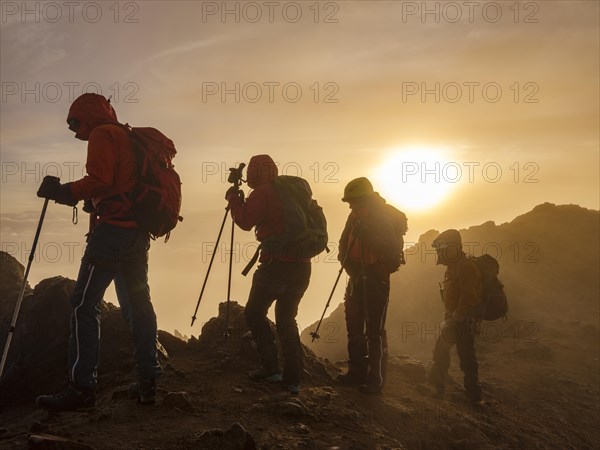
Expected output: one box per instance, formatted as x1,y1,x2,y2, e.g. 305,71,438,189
465,388,482,404
359,384,382,395
36,385,96,412
336,372,365,386
128,379,156,405
248,368,283,383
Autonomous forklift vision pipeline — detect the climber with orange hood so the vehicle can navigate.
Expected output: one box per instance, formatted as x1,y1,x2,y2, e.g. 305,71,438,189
226,155,311,395
35,93,161,411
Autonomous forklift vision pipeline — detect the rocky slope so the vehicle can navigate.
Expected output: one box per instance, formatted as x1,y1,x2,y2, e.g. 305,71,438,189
0,202,599,449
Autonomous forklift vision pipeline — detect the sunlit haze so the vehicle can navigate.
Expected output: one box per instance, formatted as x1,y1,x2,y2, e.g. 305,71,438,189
1,1,598,337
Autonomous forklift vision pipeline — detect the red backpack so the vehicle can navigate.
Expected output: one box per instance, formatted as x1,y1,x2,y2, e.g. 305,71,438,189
121,124,183,241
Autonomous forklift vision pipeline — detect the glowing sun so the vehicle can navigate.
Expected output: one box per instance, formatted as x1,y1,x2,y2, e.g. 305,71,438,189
373,146,459,212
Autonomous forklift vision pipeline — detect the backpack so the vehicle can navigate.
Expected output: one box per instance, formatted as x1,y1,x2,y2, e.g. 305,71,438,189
122,124,183,241
470,254,508,321
241,175,328,276
263,175,328,260
385,205,408,270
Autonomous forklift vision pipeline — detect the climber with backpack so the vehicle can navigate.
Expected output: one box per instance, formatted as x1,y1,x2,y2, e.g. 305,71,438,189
35,93,181,411
428,229,484,404
336,177,407,395
226,154,327,395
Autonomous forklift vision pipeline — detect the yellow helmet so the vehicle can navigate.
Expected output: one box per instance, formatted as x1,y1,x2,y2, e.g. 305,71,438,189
342,177,374,202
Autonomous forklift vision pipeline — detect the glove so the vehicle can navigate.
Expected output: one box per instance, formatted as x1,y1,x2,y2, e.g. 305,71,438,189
37,175,61,199
343,261,361,278
225,186,244,202
37,176,77,207
83,199,96,214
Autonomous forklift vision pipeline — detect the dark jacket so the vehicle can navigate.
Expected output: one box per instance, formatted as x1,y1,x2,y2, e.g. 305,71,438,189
338,194,401,280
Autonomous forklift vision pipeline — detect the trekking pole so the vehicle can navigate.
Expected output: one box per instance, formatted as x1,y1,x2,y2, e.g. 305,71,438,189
191,207,230,327
0,198,49,379
310,224,358,342
361,244,369,332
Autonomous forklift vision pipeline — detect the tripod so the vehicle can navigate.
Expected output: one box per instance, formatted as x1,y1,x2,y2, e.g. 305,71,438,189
190,164,245,340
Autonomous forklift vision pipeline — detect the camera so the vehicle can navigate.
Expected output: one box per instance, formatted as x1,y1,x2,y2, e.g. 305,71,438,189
227,163,246,187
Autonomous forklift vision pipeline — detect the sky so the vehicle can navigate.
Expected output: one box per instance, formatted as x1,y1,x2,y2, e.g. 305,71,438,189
1,1,599,335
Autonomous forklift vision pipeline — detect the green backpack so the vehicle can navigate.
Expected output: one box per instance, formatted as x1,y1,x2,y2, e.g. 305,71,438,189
264,175,328,259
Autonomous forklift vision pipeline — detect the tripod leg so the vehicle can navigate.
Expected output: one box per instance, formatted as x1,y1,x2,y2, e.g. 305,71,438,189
224,216,235,339
191,207,230,326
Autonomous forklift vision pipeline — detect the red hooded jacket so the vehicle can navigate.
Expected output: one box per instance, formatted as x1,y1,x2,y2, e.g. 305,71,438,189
228,155,307,262
67,94,138,228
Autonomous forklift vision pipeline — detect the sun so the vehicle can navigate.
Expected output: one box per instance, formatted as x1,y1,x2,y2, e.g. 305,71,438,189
372,145,459,212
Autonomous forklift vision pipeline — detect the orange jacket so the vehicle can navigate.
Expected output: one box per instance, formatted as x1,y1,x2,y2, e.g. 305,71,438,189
442,255,482,316
67,94,137,228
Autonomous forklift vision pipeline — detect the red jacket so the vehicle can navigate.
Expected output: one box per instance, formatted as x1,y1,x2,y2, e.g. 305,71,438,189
67,94,137,228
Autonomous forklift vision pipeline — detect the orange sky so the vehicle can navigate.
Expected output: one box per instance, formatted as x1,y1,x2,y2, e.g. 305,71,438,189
1,1,598,334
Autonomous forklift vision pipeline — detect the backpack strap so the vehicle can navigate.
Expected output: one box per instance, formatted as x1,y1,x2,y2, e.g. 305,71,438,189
241,244,262,276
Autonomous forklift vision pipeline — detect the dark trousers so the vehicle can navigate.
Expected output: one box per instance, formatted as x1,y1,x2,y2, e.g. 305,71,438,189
344,275,390,389
68,223,161,389
244,260,311,386
430,318,480,397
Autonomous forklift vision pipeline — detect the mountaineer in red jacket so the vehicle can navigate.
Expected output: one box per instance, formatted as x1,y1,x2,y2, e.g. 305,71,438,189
226,155,311,395
35,93,161,411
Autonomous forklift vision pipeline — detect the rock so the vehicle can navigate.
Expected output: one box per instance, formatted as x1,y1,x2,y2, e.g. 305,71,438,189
389,355,427,382
223,422,256,450
111,386,130,401
0,269,184,407
157,330,187,356
162,391,194,412
27,433,95,449
187,423,256,450
30,421,49,433
276,401,306,419
296,424,310,435
0,251,26,300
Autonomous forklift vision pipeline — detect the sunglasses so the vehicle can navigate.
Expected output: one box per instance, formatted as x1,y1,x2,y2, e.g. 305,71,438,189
67,118,80,132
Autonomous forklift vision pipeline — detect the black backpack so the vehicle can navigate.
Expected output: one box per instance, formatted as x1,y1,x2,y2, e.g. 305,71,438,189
470,254,508,321
385,205,408,270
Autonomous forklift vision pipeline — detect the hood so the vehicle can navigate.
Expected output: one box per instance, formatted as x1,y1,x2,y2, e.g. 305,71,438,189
432,229,464,265
246,154,278,189
67,93,118,141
